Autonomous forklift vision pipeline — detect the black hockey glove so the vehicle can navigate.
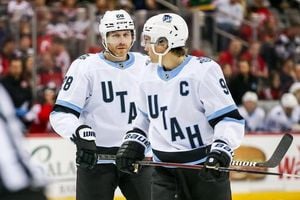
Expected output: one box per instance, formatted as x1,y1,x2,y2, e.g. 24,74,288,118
70,125,97,170
200,140,233,181
116,129,150,174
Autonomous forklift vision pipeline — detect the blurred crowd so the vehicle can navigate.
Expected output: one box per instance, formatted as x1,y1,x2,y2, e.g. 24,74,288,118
0,0,299,134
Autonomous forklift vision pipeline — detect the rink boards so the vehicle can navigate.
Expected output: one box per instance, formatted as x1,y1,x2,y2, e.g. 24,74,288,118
26,133,300,200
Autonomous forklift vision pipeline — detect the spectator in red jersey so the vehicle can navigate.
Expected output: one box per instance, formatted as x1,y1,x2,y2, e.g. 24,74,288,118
218,38,243,76
28,86,56,133
241,41,269,79
248,0,273,27
240,0,280,43
0,37,18,76
37,52,63,90
259,71,282,100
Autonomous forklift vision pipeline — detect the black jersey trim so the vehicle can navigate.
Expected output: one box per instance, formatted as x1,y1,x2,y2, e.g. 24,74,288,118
152,145,211,163
208,109,243,128
53,105,80,118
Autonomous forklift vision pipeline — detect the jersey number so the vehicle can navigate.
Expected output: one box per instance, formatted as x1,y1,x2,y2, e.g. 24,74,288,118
63,76,73,90
219,78,229,95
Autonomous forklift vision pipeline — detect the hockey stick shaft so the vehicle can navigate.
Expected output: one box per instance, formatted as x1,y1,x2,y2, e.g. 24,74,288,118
135,160,300,178
98,133,293,168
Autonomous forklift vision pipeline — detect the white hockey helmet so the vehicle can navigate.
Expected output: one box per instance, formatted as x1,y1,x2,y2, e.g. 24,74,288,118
289,82,300,94
99,9,135,48
281,93,298,108
242,91,258,103
141,13,188,53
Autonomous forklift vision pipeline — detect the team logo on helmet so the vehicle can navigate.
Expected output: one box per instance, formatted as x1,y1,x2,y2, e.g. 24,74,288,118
162,14,172,23
116,14,124,19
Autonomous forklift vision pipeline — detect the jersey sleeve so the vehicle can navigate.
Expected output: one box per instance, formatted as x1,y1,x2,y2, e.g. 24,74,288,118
198,61,245,149
55,58,91,113
51,57,91,138
49,111,81,139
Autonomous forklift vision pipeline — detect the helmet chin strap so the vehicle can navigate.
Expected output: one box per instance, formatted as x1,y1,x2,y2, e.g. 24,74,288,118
151,44,170,66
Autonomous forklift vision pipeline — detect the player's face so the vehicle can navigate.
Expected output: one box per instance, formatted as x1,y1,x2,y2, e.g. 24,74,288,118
106,30,133,57
143,35,168,62
243,101,256,113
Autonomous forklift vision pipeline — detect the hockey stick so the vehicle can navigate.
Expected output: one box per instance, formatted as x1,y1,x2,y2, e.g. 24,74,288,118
98,133,293,168
133,160,300,178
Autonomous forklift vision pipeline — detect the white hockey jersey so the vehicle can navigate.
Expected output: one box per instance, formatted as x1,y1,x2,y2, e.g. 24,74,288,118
50,52,148,148
133,56,245,163
238,106,265,131
265,105,300,131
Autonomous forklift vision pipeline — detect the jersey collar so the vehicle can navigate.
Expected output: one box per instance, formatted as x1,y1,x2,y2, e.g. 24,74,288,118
98,52,135,69
157,55,192,81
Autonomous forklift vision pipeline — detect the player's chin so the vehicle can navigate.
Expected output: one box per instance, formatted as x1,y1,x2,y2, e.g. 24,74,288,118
116,49,129,56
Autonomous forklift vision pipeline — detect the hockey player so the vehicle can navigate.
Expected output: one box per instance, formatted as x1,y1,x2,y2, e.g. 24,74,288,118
238,91,265,131
49,10,151,200
116,13,245,200
0,83,47,200
264,93,300,131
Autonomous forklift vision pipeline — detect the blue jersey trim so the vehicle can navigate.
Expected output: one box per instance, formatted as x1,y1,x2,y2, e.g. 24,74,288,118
207,105,237,121
223,117,245,125
157,55,192,81
98,52,135,69
55,100,82,113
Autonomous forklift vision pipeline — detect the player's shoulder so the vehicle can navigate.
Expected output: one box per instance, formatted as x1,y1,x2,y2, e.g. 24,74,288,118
194,56,213,64
130,52,149,63
188,55,221,74
69,53,99,70
75,53,99,63
190,56,218,67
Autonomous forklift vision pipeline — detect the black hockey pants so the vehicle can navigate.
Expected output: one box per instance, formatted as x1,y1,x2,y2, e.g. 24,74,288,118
151,166,231,200
76,164,152,200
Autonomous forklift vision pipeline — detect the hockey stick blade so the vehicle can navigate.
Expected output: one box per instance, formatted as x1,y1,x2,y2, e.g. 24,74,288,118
231,133,293,168
258,133,293,167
